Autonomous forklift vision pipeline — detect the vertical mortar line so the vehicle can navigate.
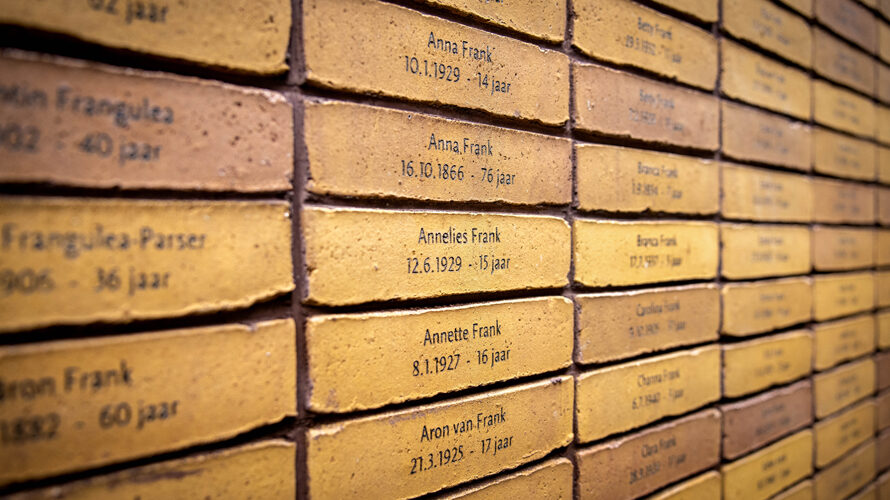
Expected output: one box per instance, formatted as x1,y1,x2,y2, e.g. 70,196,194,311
713,0,726,468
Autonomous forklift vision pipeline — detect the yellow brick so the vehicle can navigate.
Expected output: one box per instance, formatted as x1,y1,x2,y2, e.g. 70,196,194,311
575,345,720,443
0,51,293,191
721,163,813,222
814,314,878,371
813,127,878,181
721,224,812,280
780,0,815,16
879,272,890,307
303,0,569,125
879,146,890,184
650,0,718,22
577,409,720,500
576,284,719,364
722,277,813,336
814,28,877,96
573,220,718,287
722,101,812,170
724,0,813,67
814,79,877,138
0,0,289,74
772,480,814,500
573,62,719,150
304,101,572,206
813,272,876,321
876,231,890,266
721,39,812,120
813,226,876,271
723,330,813,398
644,471,721,500
881,18,890,62
879,351,890,390
815,400,876,467
815,0,878,53
7,441,295,500
441,458,572,500
576,144,718,215
878,310,890,348
722,430,814,500
880,187,890,224
878,63,890,103
0,197,293,333
879,104,890,145
305,376,573,499
0,320,296,485
306,297,572,413
881,470,890,499
573,0,717,90
302,207,570,306
851,482,877,500
415,0,566,42
814,358,876,418
812,178,877,224
814,440,876,500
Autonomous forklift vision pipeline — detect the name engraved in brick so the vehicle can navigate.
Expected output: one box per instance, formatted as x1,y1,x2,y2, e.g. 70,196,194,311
813,272,876,321
813,127,877,181
815,0,877,52
722,331,813,398
722,277,813,336
721,39,811,120
721,163,813,222
722,101,812,170
814,400,876,467
813,79,876,138
722,430,814,500
813,226,876,271
812,178,877,224
814,358,876,418
721,224,812,280
814,315,877,371
813,440,876,500
813,28,876,96
723,0,813,67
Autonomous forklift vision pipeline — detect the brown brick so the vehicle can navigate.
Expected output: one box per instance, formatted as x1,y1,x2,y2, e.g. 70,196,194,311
302,207,570,306
576,284,719,364
721,163,813,222
878,62,890,103
815,0,878,53
879,104,890,145
882,470,890,497
878,310,890,347
306,297,573,413
722,430,814,500
813,272,876,321
304,100,572,206
572,62,719,150
724,0,813,67
880,187,890,224
814,314,878,371
303,0,570,125
813,127,878,181
650,0,718,22
440,458,572,500
0,0,290,74
814,79,877,138
813,226,877,271
721,39,812,120
879,272,890,308
814,400,877,467
0,51,292,191
876,231,890,266
722,277,813,336
878,389,890,430
645,471,722,500
814,358,876,418
573,0,717,90
813,28,877,96
573,219,718,287
721,224,812,280
0,197,293,333
0,320,296,485
415,0,566,42
878,428,890,472
813,440,876,500
813,178,877,224
576,345,720,443
878,351,890,390
721,380,814,460
577,410,720,500
879,146,890,184
723,330,813,398
881,18,890,62
722,101,812,170
305,376,573,499
576,144,718,215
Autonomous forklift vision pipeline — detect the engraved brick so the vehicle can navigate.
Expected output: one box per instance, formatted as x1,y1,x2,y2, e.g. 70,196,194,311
813,28,877,96
0,51,292,191
815,0,878,52
814,440,876,500
878,272,890,309
721,163,813,222
723,0,813,67
879,146,890,184
415,0,566,42
650,0,718,22
0,320,296,485
577,409,720,500
576,284,719,364
723,330,813,398
815,400,877,467
721,224,812,280
878,428,890,471
814,79,877,138
721,380,814,460
441,458,572,500
879,351,890,390
573,220,718,287
0,197,293,333
876,231,890,266
7,441,295,499
879,104,890,145
575,345,720,442
878,310,890,347
302,207,570,306
302,0,570,125
881,18,890,62
576,144,718,215
814,315,878,371
573,0,717,90
572,62,719,150
878,63,890,103
813,127,878,181
813,226,877,271
813,177,877,224
306,297,572,413
813,272,876,321
722,430,814,500
645,470,721,500
722,277,813,336
722,101,812,170
304,100,572,206
880,187,890,224
0,0,290,74
721,39,812,120
305,376,573,499
772,480,814,500
814,358,876,418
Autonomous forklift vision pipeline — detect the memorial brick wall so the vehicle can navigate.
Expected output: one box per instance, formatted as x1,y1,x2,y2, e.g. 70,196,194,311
0,0,888,498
